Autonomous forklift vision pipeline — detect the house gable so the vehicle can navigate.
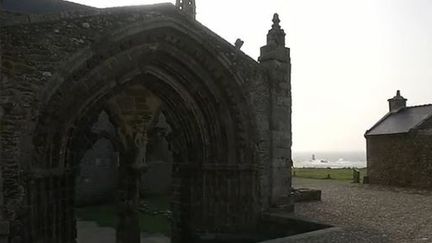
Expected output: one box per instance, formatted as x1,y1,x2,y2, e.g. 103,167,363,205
414,113,432,135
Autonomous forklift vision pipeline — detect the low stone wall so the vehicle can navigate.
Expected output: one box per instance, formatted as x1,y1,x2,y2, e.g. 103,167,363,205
293,188,321,202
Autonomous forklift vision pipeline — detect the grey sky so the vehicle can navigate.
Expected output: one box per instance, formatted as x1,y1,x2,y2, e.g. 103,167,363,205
69,0,432,152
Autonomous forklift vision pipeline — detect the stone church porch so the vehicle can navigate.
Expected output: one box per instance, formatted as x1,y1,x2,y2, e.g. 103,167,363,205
1,1,294,242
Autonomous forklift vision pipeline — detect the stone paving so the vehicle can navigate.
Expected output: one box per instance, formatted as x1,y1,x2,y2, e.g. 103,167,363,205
76,221,170,243
292,178,432,243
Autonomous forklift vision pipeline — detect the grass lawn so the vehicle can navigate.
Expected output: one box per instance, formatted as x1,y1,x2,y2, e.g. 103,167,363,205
75,195,171,235
293,167,367,181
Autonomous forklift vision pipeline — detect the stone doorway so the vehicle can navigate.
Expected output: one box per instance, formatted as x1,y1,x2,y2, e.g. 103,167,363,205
27,52,260,242
64,83,202,243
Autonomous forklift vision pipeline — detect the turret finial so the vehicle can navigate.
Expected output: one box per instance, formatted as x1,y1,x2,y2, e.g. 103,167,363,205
272,13,281,28
267,13,286,47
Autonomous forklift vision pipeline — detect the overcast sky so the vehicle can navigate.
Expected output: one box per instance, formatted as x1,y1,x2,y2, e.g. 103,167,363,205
69,0,432,152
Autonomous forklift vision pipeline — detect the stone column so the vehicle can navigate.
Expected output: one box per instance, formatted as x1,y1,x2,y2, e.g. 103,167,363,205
0,17,9,243
116,130,148,243
0,168,10,243
116,150,141,243
259,13,294,210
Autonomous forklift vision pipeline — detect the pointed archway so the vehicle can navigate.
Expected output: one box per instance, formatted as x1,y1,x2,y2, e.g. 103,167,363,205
28,19,260,243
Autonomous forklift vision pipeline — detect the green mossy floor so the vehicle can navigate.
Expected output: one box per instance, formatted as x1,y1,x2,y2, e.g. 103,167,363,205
75,195,171,236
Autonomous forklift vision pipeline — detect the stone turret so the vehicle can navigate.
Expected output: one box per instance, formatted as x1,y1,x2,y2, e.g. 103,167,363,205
259,13,293,210
388,90,407,112
267,13,286,47
176,0,196,19
259,13,289,62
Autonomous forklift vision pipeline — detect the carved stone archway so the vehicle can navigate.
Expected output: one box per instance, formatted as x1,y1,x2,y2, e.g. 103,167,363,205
28,20,260,243
0,4,293,243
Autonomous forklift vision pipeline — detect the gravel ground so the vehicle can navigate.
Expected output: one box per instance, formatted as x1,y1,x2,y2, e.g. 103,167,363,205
293,178,432,243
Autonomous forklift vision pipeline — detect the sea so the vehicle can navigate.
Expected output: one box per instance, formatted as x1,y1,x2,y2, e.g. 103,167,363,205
293,151,366,169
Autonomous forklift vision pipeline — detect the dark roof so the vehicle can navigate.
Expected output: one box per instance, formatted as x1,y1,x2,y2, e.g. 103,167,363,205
2,0,94,14
365,104,432,136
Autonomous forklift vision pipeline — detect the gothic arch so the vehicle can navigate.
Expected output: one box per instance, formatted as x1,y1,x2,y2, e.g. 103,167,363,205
27,18,260,243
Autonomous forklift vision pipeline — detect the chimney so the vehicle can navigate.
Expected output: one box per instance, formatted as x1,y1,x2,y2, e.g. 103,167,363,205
388,90,407,112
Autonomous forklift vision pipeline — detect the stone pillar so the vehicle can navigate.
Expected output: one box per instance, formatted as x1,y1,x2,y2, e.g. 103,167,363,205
0,168,10,243
259,13,294,210
116,130,149,243
116,154,140,243
0,20,10,243
116,148,141,243
0,43,10,242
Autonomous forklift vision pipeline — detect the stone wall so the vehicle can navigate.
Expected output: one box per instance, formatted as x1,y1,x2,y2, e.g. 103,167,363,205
367,132,432,188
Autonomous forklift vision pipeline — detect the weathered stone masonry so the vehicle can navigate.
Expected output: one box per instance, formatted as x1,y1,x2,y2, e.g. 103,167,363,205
0,2,293,243
259,13,293,206
367,133,432,188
